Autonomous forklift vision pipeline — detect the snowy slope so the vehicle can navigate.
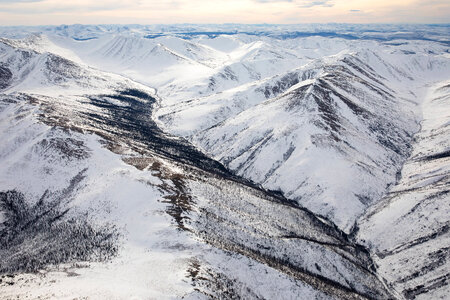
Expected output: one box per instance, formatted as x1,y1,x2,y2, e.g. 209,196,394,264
0,93,356,299
0,36,154,96
152,39,447,232
45,34,219,90
357,81,450,299
0,99,195,299
182,49,448,231
0,25,449,299
0,38,395,299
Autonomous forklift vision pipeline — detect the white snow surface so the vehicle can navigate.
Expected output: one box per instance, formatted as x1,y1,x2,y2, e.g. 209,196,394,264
0,93,335,299
357,81,450,299
0,99,195,299
0,24,449,299
0,35,351,298
1,26,449,231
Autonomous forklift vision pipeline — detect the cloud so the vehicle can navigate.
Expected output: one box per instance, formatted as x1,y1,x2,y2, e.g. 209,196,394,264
349,9,361,12
299,1,333,8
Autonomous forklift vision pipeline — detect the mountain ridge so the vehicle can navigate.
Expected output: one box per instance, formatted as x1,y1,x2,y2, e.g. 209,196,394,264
0,25,448,299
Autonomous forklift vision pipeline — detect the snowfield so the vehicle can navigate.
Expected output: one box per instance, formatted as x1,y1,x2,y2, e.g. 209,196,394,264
0,24,449,299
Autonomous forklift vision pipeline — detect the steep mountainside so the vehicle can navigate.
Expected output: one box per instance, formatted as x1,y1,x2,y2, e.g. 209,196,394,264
157,48,449,230
357,81,450,299
187,54,420,231
154,41,449,233
0,36,394,299
0,25,449,299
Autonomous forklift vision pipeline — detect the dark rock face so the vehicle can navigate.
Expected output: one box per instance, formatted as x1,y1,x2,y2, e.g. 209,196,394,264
259,69,317,99
44,55,82,83
0,66,12,89
34,137,91,162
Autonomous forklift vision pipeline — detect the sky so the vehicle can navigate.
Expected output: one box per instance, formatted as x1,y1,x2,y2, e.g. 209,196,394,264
0,0,448,26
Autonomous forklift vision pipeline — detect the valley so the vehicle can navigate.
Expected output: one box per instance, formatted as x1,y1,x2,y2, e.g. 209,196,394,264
0,24,448,299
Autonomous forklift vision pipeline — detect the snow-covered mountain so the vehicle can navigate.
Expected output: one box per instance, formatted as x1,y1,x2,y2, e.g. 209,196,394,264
357,81,450,299
153,37,449,232
0,24,449,299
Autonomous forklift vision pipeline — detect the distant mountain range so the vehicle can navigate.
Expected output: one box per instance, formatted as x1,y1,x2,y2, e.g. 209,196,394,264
0,24,449,299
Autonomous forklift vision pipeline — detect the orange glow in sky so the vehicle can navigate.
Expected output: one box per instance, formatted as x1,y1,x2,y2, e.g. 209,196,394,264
0,0,448,25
